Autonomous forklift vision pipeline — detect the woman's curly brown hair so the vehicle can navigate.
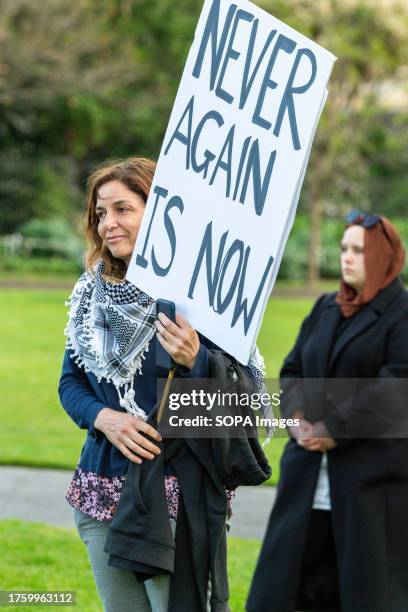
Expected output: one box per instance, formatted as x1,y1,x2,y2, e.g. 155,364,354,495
84,157,156,281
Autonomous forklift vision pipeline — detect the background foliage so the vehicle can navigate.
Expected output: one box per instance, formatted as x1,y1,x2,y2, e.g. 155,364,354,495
0,0,407,282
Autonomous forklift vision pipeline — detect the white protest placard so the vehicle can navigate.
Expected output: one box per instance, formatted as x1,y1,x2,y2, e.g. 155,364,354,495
127,0,336,364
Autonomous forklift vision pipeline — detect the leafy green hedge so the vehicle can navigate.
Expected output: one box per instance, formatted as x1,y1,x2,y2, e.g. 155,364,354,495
18,217,83,260
0,216,83,277
0,256,81,278
2,214,408,282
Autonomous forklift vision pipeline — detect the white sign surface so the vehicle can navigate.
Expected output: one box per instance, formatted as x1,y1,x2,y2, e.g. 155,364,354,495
127,0,336,364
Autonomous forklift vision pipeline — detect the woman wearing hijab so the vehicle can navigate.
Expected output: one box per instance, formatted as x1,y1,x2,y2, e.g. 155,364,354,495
59,157,269,612
247,212,408,612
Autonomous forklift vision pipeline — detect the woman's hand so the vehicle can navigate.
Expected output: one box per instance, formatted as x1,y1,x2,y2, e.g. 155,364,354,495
155,312,200,370
94,408,162,464
288,412,312,440
295,419,338,452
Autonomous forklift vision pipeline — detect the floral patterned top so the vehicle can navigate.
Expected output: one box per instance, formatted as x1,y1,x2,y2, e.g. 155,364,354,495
66,467,235,522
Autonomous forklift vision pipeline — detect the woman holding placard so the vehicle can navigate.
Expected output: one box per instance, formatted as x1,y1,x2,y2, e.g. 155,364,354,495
59,157,270,611
247,212,408,612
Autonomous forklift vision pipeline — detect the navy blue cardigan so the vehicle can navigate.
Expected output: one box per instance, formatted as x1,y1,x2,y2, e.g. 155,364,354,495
58,335,211,478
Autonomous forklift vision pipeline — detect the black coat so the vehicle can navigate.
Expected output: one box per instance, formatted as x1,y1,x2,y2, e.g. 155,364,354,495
247,279,408,612
104,350,271,612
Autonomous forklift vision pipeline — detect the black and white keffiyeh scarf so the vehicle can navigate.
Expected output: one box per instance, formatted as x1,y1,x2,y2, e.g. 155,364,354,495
65,260,272,434
65,261,156,419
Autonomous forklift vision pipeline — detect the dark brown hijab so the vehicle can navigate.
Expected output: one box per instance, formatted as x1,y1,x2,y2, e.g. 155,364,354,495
336,216,405,317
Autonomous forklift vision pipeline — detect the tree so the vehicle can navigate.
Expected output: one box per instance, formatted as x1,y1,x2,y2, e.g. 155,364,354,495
0,0,139,232
260,0,408,285
1,0,407,252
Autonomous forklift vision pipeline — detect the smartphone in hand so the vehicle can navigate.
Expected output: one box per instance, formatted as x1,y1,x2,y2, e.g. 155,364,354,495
156,299,176,370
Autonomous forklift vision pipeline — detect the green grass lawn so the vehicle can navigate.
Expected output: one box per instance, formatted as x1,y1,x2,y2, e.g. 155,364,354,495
0,289,313,484
0,519,260,612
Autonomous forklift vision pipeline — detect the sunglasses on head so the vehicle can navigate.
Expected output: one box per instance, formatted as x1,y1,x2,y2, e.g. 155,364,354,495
345,209,393,247
345,209,381,229
345,209,381,228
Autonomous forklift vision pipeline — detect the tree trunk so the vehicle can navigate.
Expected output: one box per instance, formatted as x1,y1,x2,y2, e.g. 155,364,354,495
307,195,321,289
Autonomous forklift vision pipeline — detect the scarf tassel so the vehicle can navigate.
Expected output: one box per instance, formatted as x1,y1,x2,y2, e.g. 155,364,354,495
117,385,148,421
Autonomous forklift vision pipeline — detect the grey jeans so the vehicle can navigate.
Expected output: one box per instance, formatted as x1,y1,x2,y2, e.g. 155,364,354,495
74,509,174,612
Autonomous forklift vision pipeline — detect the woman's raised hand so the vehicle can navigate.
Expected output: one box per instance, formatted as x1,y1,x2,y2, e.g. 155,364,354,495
94,408,162,464
155,312,200,370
